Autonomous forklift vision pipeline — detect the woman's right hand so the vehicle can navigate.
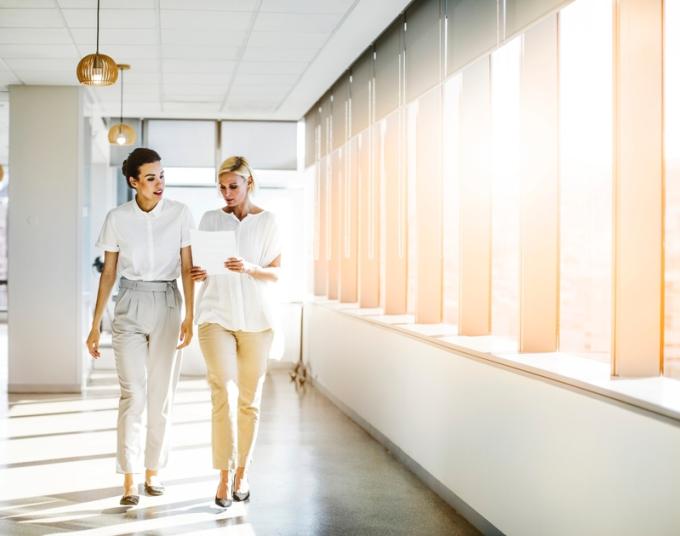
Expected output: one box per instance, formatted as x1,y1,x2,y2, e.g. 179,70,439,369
86,327,101,359
191,266,208,282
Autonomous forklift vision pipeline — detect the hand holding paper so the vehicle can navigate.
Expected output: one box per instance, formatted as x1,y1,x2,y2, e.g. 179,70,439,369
190,229,236,275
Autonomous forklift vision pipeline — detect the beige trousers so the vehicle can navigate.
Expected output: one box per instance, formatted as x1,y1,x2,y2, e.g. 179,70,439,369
112,278,182,474
198,323,273,471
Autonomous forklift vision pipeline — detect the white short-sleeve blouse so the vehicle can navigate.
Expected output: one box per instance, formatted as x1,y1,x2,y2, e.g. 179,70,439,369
96,198,194,281
195,209,281,332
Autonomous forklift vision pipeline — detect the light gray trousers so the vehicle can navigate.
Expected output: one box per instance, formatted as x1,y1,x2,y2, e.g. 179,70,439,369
112,278,182,474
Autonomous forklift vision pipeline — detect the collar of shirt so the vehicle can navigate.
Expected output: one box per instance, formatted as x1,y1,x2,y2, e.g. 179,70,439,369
133,197,165,218
222,210,263,224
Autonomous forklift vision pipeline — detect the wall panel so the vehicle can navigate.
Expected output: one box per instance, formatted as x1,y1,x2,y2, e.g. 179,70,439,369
374,21,402,122
446,0,497,75
405,0,441,103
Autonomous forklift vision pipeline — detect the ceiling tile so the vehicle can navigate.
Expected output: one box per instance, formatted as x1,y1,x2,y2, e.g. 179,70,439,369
162,45,240,61
163,95,223,104
58,0,154,7
230,73,298,86
61,9,157,28
3,58,77,71
229,85,290,98
116,58,159,73
161,0,257,9
161,28,247,47
0,1,54,6
254,12,342,33
164,72,231,85
100,44,160,60
94,85,159,101
0,44,79,58
0,8,64,27
0,28,73,44
161,10,251,30
223,99,279,113
70,28,158,46
15,72,79,85
260,0,355,14
105,102,162,115
162,59,236,74
238,61,307,75
163,102,222,113
248,32,327,49
242,46,317,62
163,85,226,97
118,71,158,85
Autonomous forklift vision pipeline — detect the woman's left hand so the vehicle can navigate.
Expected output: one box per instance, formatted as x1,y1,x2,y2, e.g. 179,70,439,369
177,318,193,349
225,257,257,275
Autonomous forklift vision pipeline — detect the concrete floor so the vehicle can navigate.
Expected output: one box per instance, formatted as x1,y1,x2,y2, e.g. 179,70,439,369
0,366,478,535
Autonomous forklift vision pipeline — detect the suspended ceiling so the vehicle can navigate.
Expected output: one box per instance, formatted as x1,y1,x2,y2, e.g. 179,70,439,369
0,0,411,120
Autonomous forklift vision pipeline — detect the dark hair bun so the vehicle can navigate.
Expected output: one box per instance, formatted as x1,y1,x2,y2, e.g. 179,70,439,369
122,148,161,188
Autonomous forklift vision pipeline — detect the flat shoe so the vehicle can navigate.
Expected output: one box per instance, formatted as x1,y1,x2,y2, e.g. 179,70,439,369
120,495,139,506
214,495,232,508
144,481,165,496
232,489,250,502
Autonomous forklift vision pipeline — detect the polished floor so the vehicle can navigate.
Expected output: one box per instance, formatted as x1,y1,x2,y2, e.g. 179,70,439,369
0,359,477,536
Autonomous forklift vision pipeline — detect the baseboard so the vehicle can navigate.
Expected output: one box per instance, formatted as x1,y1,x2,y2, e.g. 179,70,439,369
9,383,83,394
312,377,504,536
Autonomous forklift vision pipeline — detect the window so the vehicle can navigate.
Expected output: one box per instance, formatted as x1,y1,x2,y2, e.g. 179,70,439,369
558,0,613,360
491,37,521,344
665,0,680,377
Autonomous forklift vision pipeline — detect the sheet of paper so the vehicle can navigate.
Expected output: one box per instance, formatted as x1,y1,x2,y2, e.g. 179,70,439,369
190,229,236,275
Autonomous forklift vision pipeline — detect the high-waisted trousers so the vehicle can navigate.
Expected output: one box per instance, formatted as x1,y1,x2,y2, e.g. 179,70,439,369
112,277,182,474
198,323,273,472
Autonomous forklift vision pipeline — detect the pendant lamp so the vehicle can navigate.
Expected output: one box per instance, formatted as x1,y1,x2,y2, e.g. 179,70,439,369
107,65,136,146
76,0,118,86
0,165,4,182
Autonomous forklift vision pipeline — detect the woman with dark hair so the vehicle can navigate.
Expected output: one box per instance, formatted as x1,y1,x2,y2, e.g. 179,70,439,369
86,147,195,505
191,155,281,508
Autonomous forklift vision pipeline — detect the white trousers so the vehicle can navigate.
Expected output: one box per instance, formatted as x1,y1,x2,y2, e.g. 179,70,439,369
112,278,182,474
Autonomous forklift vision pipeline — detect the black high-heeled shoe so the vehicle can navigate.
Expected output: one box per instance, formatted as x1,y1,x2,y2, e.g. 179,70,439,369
233,489,250,502
144,481,165,496
214,495,232,508
215,479,232,508
120,494,139,506
232,475,250,502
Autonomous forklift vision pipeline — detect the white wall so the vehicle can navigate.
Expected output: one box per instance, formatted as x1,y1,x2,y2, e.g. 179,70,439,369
9,86,88,392
305,303,680,535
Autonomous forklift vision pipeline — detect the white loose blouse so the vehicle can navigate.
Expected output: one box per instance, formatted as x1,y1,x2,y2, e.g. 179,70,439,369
96,198,194,281
195,209,281,332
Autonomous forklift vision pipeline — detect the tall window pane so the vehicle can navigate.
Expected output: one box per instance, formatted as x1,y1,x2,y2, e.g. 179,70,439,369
491,37,521,343
442,74,462,326
665,0,680,376
558,0,613,360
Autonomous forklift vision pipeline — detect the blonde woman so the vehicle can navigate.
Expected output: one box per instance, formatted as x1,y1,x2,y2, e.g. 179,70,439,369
191,156,281,508
86,148,195,505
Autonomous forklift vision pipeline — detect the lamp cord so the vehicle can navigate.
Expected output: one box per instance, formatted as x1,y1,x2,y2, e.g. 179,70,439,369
119,67,124,126
95,0,100,55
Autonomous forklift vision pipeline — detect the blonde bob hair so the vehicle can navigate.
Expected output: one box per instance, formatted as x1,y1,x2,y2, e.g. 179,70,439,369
218,155,255,192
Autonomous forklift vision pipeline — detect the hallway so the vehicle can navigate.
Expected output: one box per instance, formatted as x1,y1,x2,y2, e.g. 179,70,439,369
0,368,476,535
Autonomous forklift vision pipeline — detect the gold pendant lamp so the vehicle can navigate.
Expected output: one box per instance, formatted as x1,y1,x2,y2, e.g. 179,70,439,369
76,0,118,86
108,64,136,146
